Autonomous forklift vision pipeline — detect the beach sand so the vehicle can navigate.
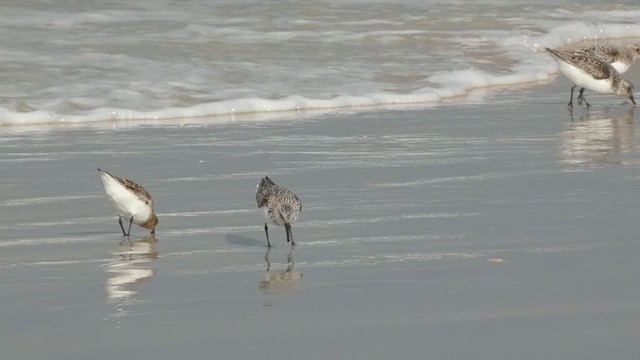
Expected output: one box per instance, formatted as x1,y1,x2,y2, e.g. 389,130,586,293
2,79,640,359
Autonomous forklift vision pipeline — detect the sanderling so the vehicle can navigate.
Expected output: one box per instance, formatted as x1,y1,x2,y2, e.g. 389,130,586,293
546,47,636,107
572,43,640,74
98,168,158,236
256,176,302,247
564,44,640,104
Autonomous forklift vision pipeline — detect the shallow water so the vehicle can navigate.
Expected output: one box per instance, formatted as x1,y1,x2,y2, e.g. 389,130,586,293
2,81,640,358
2,0,640,124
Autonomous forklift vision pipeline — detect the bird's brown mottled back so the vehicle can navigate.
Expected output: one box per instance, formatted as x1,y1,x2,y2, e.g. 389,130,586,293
113,174,154,205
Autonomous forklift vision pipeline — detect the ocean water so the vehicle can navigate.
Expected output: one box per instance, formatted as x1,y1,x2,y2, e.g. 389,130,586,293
2,0,640,125
3,94,640,359
6,3,640,359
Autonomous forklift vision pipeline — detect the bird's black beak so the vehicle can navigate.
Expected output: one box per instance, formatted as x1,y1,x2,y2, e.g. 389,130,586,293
631,95,636,105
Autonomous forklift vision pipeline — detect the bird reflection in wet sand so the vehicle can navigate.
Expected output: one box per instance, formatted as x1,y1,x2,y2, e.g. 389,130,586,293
259,247,302,297
562,107,637,166
104,235,158,303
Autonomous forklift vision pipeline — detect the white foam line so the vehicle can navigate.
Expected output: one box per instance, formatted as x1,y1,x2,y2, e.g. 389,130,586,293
160,249,252,258
300,212,481,228
160,171,266,182
371,169,554,188
303,233,465,246
168,243,605,275
0,194,102,207
0,216,109,230
0,258,109,269
160,209,254,217
157,226,257,237
0,250,247,270
372,173,512,188
0,241,606,272
302,203,385,211
0,235,107,247
283,158,449,170
172,262,270,274
332,243,600,265
0,158,59,163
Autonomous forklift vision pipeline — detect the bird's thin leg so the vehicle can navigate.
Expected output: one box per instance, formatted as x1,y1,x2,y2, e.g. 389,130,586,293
126,217,134,236
567,85,576,107
577,87,584,105
264,223,271,247
285,223,295,246
577,87,590,107
264,247,271,272
118,217,127,236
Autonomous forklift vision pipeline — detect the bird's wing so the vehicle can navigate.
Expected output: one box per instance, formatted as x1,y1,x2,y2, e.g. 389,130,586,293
578,44,619,63
546,48,612,80
115,176,154,205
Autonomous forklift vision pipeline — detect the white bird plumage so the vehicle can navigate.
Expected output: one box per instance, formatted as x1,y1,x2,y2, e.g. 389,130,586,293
98,168,158,236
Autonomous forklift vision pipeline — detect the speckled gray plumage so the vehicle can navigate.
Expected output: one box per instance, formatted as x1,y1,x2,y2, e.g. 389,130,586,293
572,44,640,72
256,176,302,246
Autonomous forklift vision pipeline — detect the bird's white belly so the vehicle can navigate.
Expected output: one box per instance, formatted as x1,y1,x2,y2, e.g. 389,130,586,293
558,62,613,94
101,175,151,224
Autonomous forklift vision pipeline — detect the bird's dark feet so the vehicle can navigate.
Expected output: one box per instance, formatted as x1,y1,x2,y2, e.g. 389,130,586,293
578,96,590,107
577,88,590,107
118,217,128,236
567,85,576,108
285,223,294,245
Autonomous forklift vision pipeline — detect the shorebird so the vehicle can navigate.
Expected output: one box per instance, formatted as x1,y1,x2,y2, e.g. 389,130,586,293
256,176,302,247
98,168,158,236
546,47,636,107
565,44,640,104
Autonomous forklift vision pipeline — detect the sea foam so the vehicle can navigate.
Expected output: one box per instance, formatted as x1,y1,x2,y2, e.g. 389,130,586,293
1,2,640,126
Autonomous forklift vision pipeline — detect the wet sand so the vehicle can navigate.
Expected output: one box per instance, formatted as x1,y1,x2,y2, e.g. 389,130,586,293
2,80,640,359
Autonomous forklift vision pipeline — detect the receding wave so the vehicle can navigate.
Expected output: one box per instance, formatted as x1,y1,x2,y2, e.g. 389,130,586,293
3,19,640,127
